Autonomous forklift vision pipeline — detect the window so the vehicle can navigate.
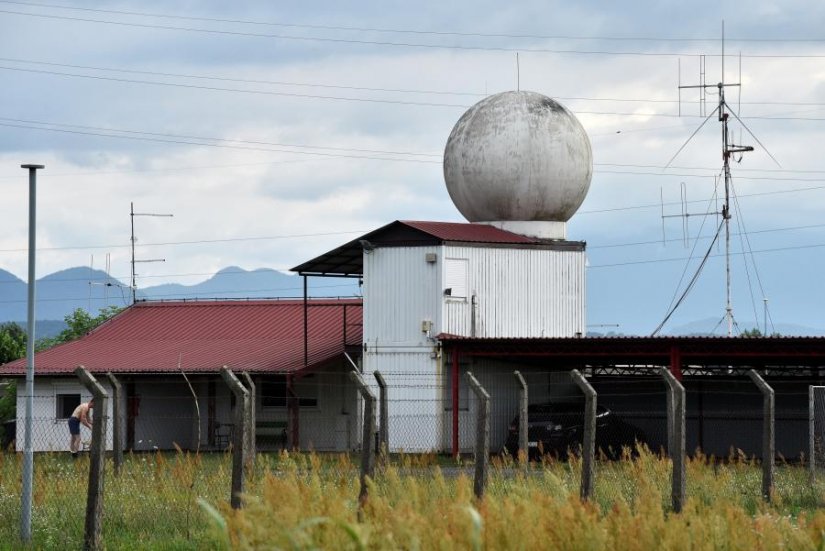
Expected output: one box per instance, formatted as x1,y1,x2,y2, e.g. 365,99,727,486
56,393,81,419
261,375,318,409
445,258,468,299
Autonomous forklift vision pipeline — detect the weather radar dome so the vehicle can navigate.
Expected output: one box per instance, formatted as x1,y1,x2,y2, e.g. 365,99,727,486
443,91,592,239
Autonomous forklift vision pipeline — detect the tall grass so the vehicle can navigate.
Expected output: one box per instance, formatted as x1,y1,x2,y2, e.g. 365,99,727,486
1,448,825,549
224,449,825,550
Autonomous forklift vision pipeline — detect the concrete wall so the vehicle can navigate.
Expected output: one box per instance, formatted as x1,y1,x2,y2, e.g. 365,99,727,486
16,368,359,453
16,378,115,452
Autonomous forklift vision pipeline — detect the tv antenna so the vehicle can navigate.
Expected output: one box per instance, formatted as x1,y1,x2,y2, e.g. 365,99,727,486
654,21,779,337
130,201,173,303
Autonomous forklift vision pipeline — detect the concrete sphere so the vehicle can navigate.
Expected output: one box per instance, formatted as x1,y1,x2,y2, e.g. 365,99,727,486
443,91,592,225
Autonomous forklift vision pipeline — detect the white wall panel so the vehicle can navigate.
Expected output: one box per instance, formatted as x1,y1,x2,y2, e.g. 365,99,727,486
443,245,585,338
363,246,442,344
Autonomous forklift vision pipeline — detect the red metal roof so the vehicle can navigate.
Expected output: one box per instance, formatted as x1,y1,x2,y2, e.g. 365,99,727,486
399,221,538,244
1,299,362,375
292,220,561,277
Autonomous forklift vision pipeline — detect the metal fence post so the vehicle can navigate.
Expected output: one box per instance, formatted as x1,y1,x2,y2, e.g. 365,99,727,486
374,371,389,457
748,369,774,501
658,367,686,512
75,366,109,551
241,372,256,467
220,367,249,509
810,386,816,483
465,372,490,500
105,373,123,476
349,370,376,508
513,371,528,463
571,369,597,500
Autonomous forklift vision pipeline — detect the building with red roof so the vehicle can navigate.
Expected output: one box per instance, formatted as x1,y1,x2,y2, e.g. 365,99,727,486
2,299,362,452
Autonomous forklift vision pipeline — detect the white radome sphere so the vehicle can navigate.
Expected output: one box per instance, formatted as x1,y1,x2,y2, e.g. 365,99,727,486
443,91,592,239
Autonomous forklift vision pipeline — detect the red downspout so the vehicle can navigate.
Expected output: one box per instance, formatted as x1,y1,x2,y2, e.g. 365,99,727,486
452,347,460,457
670,346,683,381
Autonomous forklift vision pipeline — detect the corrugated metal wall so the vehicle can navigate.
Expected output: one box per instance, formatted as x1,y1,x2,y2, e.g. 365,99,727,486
363,243,586,452
442,245,585,338
363,246,442,344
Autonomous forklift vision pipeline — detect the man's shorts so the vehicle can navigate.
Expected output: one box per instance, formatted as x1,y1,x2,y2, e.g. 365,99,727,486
68,417,80,436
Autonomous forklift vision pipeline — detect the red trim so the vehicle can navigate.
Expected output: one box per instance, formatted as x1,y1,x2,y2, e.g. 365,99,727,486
670,346,683,380
451,347,460,457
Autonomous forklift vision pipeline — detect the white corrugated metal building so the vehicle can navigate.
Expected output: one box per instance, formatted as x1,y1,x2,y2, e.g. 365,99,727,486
293,220,586,452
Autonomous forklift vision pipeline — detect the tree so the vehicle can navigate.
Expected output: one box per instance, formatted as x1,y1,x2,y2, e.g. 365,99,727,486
36,306,124,351
0,322,26,364
0,323,23,446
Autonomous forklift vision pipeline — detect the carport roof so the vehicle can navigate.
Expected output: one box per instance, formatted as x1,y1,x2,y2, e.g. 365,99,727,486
437,334,825,368
1,299,362,376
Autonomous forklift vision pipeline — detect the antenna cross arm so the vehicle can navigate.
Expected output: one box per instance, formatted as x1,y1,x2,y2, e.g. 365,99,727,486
727,145,754,153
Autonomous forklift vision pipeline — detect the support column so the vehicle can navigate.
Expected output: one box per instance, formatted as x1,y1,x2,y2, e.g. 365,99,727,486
374,371,389,456
659,367,686,513
513,371,528,462
287,374,299,449
220,367,249,509
571,369,596,500
465,372,490,500
451,348,460,457
748,369,774,501
105,372,123,475
75,366,109,551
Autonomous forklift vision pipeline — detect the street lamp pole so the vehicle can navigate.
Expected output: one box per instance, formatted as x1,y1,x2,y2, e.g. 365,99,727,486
20,163,44,543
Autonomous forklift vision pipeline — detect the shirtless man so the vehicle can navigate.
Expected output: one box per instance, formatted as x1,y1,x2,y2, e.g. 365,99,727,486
68,399,94,457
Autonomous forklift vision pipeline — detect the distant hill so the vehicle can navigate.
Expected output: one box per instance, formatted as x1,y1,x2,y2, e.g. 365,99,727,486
0,265,360,323
665,318,825,337
138,266,358,301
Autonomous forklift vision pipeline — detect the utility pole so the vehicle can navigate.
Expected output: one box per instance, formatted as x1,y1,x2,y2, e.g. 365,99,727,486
130,202,173,303
20,163,44,544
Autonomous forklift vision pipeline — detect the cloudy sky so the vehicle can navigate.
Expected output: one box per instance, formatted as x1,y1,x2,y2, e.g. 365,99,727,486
2,0,825,335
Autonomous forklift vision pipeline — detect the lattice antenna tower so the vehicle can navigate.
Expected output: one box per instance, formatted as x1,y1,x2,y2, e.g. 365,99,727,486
130,201,173,303
671,21,760,336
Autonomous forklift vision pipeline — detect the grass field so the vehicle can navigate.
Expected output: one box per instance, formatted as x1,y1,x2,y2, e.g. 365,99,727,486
1,449,825,550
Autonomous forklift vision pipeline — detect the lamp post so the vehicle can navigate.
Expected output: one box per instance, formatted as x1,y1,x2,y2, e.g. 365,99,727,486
20,163,44,543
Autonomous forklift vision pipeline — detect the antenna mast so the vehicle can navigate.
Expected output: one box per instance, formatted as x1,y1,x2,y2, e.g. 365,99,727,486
130,201,173,304
678,22,753,336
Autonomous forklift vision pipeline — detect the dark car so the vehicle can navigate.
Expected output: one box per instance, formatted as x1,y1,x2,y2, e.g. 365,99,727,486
502,402,646,459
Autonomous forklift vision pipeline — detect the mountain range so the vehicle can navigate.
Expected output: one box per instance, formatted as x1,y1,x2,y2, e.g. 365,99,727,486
0,266,360,330
2,267,822,337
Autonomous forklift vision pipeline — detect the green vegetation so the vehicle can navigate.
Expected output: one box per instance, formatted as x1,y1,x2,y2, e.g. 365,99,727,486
35,306,124,351
0,323,26,365
0,449,825,549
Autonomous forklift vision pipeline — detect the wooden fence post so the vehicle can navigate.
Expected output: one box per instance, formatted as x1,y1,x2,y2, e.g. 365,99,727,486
465,372,490,500
240,372,256,468
658,367,686,512
349,370,376,508
105,372,123,476
513,371,528,462
374,371,389,457
220,367,249,509
75,366,109,551
748,369,775,501
570,369,597,500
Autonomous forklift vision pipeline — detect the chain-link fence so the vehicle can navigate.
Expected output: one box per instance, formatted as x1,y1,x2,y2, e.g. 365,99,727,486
2,366,824,548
